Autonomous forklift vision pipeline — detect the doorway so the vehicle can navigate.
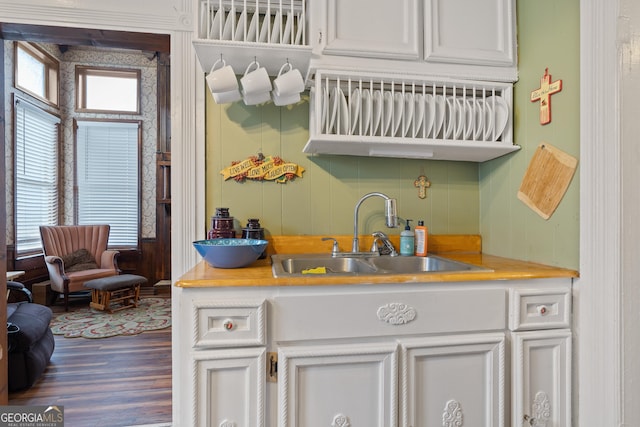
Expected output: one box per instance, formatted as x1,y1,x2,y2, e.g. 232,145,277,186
1,23,172,288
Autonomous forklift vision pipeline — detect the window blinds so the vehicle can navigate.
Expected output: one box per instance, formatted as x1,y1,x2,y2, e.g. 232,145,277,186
76,120,140,248
14,99,60,253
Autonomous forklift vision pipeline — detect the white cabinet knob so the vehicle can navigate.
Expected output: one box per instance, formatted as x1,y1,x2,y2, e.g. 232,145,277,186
536,305,549,316
223,319,235,331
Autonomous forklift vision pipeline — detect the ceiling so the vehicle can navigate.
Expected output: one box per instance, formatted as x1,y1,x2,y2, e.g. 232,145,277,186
0,23,170,54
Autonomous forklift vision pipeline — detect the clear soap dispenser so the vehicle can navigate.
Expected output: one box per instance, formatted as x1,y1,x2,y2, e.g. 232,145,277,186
400,219,414,256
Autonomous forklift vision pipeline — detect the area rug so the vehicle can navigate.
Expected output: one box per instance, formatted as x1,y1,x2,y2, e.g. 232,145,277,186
50,297,171,339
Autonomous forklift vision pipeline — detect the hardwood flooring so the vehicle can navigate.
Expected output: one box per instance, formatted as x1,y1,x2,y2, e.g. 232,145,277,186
8,297,172,427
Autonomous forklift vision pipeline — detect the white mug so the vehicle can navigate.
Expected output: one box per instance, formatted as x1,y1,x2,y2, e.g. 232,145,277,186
206,58,238,94
272,88,301,106
243,90,271,106
213,88,243,104
272,62,304,97
240,60,272,96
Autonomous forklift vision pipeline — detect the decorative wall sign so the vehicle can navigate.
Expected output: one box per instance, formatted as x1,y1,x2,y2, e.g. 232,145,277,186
530,68,562,125
220,154,305,183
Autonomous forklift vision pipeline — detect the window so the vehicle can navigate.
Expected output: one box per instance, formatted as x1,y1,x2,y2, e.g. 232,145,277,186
76,66,141,113
14,98,61,254
14,41,59,107
75,120,141,248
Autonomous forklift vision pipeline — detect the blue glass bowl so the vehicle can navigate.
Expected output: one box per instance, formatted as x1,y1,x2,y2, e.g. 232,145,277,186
193,238,269,269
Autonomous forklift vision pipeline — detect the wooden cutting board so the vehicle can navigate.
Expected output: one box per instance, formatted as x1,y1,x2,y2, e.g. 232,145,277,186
517,143,578,220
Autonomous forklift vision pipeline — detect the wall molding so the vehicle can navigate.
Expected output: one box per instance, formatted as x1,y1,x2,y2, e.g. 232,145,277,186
578,0,622,426
0,2,202,424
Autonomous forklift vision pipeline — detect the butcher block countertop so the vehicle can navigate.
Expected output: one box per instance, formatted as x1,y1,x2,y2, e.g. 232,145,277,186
176,234,578,288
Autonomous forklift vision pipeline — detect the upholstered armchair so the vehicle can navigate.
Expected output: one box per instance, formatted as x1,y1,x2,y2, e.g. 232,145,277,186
39,225,120,311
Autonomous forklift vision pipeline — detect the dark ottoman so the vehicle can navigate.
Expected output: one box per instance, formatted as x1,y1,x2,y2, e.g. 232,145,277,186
84,274,147,313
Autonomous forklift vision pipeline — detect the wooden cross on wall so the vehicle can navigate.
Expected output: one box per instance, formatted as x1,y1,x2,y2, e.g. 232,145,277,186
414,175,431,199
530,68,562,125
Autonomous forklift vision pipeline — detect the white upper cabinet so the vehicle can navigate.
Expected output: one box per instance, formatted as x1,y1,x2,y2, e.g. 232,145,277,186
424,0,516,67
322,0,421,61
309,0,517,82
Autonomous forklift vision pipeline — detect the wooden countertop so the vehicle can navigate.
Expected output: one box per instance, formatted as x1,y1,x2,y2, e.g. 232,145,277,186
176,235,578,288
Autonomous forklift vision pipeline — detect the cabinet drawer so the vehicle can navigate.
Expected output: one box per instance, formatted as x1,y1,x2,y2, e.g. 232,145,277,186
509,289,571,331
273,288,506,342
193,299,266,348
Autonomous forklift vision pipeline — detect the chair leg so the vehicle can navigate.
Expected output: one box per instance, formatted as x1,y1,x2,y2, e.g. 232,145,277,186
63,283,70,312
46,290,58,307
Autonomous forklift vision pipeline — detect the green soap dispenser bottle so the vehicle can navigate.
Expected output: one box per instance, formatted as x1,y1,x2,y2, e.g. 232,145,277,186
400,219,414,256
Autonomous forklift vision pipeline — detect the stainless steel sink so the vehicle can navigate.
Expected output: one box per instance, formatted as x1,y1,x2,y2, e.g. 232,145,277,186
368,255,485,273
271,254,489,277
274,255,377,276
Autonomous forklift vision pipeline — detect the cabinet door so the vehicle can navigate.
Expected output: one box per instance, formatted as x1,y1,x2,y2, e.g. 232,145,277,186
400,333,505,427
512,330,571,427
192,348,265,427
424,0,516,66
278,342,398,427
322,0,421,60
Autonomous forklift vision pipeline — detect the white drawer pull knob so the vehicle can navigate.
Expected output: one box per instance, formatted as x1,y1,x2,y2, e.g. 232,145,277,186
536,305,549,316
223,319,235,331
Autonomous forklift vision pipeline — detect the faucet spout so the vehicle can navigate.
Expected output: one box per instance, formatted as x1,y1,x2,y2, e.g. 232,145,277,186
352,192,398,253
371,231,398,256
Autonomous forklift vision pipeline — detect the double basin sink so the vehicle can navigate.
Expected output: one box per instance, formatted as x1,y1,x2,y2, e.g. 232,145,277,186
271,253,489,277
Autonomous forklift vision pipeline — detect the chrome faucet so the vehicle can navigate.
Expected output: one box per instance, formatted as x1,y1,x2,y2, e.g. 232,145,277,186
370,231,398,256
352,192,398,253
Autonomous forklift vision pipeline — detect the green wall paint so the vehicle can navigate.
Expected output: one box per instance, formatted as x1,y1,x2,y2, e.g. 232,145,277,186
479,0,580,269
205,1,580,266
205,91,480,240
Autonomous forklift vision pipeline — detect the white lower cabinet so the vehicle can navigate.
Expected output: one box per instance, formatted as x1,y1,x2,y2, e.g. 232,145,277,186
278,342,398,427
277,334,505,427
511,330,572,427
400,334,505,427
176,280,572,427
193,348,266,427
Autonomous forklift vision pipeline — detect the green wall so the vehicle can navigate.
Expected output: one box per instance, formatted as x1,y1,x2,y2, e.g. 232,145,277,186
479,0,580,269
205,91,480,240
205,0,580,269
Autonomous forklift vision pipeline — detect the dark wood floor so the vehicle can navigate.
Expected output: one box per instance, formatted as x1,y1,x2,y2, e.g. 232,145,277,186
8,297,172,427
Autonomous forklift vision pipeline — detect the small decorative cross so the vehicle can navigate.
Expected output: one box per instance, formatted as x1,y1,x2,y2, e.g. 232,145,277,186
414,175,431,199
530,68,562,125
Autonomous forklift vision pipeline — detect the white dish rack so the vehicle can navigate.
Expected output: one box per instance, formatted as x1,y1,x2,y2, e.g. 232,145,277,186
194,0,312,78
304,70,520,162
199,0,306,45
